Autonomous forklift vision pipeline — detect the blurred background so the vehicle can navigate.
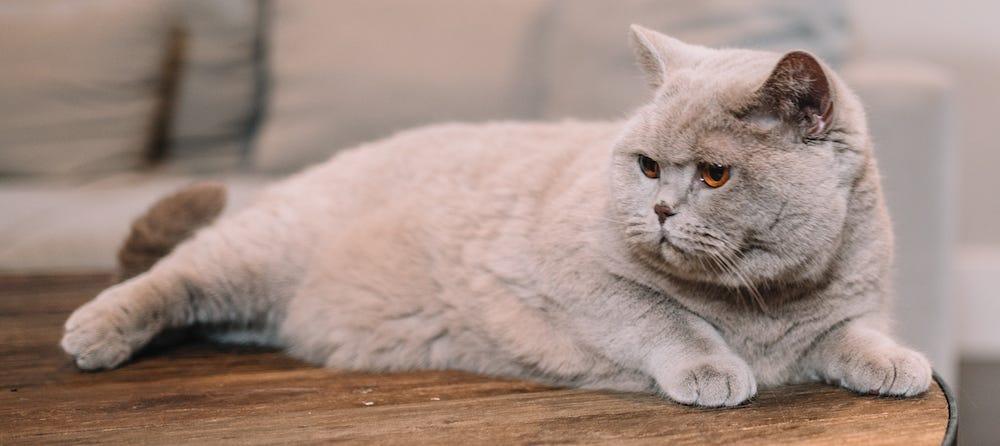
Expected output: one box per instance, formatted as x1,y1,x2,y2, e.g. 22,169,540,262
0,0,993,440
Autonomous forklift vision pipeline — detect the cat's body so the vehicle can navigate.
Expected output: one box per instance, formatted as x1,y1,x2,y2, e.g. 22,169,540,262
62,27,931,407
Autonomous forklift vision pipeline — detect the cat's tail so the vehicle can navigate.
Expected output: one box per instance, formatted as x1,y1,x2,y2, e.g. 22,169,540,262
115,182,227,282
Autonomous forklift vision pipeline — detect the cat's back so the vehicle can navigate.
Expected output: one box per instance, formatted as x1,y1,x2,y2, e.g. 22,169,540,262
272,120,622,219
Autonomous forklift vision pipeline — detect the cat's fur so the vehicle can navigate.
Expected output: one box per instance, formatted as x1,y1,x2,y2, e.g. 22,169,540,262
61,27,931,407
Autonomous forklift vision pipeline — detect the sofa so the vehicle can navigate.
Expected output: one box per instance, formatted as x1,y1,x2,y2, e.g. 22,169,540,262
0,0,956,380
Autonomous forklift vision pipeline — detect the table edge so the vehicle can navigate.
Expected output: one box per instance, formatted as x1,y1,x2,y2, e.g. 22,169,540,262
934,371,958,446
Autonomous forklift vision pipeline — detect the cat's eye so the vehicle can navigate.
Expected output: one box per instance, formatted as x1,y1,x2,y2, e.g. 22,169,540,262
638,155,660,179
699,163,730,188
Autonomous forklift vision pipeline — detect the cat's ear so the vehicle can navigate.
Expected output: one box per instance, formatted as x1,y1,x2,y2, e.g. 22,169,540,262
752,51,834,138
629,25,696,89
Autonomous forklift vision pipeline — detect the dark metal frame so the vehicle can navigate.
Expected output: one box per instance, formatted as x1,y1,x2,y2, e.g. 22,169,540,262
935,371,958,446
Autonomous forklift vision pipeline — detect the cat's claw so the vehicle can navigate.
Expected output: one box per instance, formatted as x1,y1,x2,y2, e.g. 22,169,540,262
657,354,757,407
835,346,931,397
61,287,138,370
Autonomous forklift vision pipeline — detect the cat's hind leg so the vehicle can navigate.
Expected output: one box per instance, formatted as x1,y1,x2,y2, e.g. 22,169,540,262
61,205,306,370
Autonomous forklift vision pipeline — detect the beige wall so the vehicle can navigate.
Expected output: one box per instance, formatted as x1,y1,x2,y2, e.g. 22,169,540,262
848,0,1000,246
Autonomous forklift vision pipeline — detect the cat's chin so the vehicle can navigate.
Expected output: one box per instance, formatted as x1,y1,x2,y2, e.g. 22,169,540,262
653,239,754,290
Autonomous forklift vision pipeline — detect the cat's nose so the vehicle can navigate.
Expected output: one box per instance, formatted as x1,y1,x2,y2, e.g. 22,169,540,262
654,203,676,224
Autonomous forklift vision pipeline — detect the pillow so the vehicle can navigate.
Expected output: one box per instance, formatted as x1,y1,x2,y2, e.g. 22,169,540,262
0,0,173,176
253,0,548,172
537,0,849,119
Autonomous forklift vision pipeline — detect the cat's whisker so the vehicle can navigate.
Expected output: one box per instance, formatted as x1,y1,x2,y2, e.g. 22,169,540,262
566,213,644,227
658,230,767,311
706,252,751,309
716,249,768,313
593,217,635,225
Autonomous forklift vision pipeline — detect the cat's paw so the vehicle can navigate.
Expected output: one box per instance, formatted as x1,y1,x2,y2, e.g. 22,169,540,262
61,287,138,370
657,354,757,407
835,346,931,397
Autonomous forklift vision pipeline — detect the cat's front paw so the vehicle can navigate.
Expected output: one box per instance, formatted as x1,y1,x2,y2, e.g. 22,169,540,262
834,346,931,397
61,287,141,370
657,354,757,407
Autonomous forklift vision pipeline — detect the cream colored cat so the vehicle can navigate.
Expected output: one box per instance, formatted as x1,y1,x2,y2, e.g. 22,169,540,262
61,26,931,407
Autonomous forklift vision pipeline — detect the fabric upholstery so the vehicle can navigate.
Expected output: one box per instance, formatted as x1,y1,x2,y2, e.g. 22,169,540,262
0,0,173,176
167,0,260,173
253,0,549,172
0,173,266,271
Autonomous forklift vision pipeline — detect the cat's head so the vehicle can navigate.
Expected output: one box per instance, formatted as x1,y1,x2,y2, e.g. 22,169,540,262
610,26,872,291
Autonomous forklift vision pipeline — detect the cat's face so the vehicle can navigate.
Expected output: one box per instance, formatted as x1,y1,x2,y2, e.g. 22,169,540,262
610,26,867,290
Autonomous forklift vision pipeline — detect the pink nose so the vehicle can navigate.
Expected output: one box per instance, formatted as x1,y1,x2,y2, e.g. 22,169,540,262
654,203,675,223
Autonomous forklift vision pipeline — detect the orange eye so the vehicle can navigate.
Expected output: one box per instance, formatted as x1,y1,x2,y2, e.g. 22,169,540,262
699,163,730,188
638,155,659,179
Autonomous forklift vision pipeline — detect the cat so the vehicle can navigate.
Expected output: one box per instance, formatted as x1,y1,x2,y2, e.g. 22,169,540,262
61,26,931,407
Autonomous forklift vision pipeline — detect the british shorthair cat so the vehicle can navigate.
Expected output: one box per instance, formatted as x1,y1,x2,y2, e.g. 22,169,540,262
61,26,930,407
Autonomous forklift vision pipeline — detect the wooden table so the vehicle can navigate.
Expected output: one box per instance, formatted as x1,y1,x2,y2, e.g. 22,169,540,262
0,273,956,445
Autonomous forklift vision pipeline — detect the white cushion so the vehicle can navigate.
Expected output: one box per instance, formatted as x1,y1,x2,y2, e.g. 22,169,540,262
0,174,268,272
0,0,173,175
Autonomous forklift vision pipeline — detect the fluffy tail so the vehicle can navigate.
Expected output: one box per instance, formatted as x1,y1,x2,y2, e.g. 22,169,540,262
115,182,227,282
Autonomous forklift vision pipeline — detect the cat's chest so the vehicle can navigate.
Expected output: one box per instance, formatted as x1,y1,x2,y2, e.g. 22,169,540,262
696,306,832,382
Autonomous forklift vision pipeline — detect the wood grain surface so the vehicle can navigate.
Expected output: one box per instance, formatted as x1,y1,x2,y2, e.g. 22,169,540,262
0,273,949,445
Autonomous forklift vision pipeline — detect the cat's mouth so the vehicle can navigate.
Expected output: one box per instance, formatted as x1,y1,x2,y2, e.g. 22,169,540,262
655,230,782,291
653,233,739,286
659,231,742,286
658,234,690,256
657,231,746,283
659,231,696,259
